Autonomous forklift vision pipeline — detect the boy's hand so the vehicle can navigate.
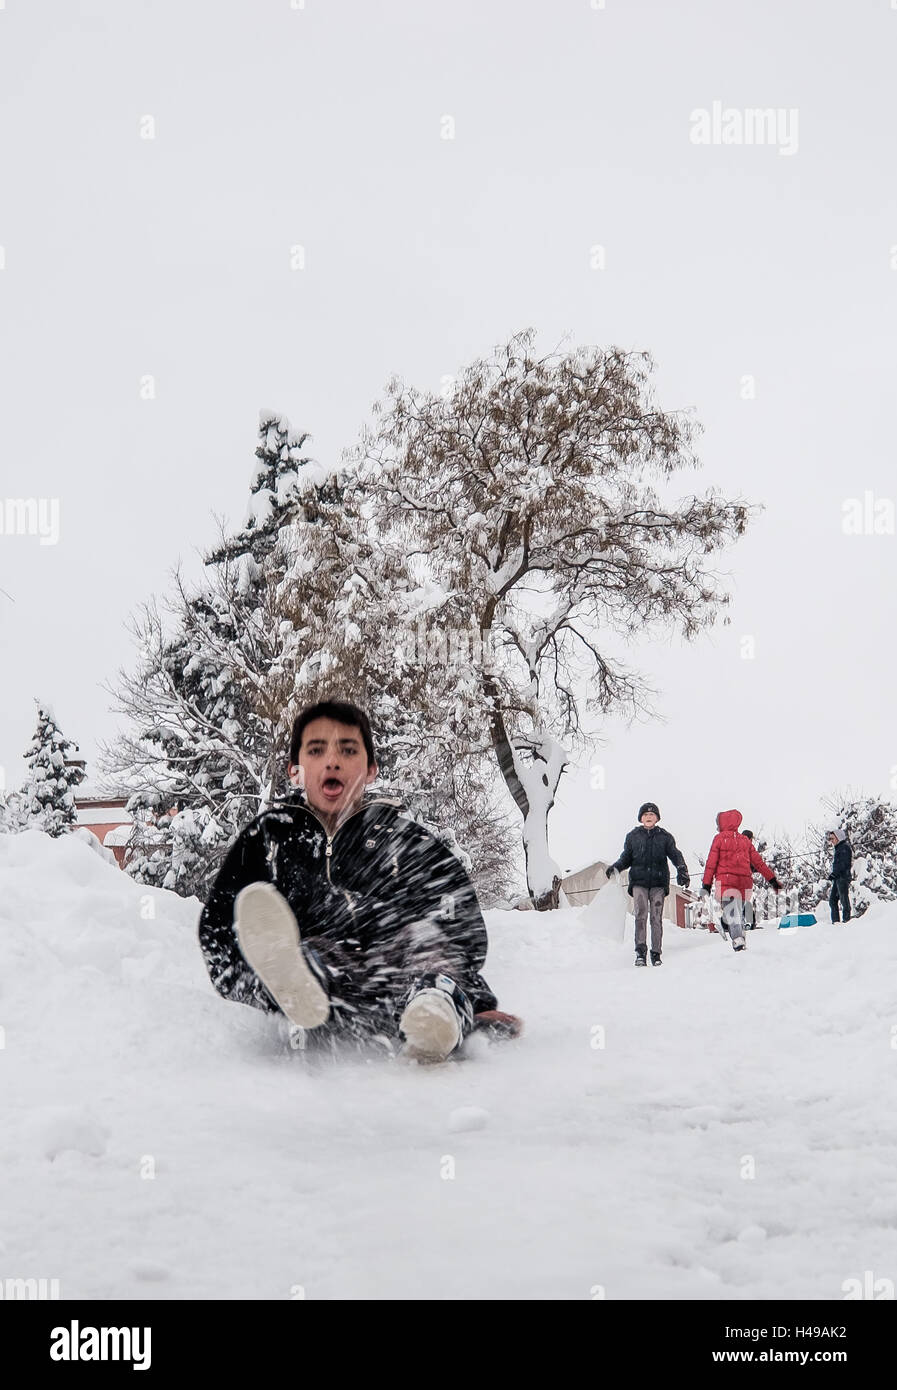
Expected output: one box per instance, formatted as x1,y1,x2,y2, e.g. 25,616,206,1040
606,866,619,882
769,876,783,891
676,869,690,887
700,884,711,897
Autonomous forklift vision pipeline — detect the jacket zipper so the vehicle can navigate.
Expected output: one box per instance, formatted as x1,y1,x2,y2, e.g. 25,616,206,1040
290,797,402,884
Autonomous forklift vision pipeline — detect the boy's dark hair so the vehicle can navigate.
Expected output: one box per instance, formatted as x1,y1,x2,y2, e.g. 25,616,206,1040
289,700,376,768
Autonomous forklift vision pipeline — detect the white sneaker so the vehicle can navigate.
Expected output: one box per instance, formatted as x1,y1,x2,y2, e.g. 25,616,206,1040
398,989,462,1063
235,882,330,1029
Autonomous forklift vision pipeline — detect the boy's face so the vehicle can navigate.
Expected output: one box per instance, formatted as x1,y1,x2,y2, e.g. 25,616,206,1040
641,811,658,828
289,717,377,822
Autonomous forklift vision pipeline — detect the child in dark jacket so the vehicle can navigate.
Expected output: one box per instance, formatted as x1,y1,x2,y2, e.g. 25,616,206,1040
609,802,689,967
826,828,853,922
198,699,519,1062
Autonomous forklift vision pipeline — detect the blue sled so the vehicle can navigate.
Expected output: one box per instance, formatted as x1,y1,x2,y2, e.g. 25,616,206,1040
778,913,817,929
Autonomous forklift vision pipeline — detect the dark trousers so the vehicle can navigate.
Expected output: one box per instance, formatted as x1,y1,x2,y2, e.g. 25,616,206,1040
289,926,491,1050
829,875,851,922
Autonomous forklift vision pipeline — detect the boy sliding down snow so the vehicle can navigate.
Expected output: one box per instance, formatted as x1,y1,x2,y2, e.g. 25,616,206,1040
701,809,782,950
198,700,518,1062
608,802,690,967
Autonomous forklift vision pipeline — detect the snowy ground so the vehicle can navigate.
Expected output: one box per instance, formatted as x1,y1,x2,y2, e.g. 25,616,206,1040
1,830,895,1301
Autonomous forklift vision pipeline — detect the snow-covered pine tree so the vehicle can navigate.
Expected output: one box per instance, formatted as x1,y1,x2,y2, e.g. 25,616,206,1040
351,329,755,907
125,798,231,899
104,411,330,898
206,409,337,573
20,704,86,837
167,409,326,814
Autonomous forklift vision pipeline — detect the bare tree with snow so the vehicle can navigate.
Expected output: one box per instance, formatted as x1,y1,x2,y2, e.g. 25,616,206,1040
277,468,521,900
351,330,755,907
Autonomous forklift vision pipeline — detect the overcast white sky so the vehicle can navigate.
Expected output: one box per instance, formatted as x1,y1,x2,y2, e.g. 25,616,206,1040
1,0,895,882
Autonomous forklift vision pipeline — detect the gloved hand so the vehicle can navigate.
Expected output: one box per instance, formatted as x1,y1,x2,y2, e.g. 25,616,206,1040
677,870,690,888
606,867,619,883
700,884,711,898
769,876,783,892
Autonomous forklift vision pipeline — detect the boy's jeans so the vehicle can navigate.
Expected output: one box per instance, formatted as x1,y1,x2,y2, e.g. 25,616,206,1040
632,885,665,954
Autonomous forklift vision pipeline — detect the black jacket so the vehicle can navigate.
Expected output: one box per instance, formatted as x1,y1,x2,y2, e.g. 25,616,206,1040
830,838,852,879
612,825,688,897
198,792,497,1015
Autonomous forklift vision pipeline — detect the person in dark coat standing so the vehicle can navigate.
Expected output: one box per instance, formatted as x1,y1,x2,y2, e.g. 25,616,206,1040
826,827,853,922
608,802,689,967
198,699,518,1061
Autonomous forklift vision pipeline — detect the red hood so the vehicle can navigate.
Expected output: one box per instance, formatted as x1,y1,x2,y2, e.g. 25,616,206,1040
716,809,743,832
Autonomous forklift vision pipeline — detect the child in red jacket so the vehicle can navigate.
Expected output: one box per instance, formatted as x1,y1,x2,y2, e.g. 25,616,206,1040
701,809,782,951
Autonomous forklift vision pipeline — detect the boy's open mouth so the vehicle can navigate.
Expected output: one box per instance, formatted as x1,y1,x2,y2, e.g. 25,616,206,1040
321,777,345,799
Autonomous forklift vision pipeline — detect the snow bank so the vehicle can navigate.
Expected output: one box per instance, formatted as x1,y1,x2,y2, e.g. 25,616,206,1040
1,831,895,1300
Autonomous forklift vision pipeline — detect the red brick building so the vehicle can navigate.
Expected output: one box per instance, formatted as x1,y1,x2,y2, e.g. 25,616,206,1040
74,794,134,866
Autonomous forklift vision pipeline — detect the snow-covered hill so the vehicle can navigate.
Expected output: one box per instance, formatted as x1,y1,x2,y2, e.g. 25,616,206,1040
1,829,895,1300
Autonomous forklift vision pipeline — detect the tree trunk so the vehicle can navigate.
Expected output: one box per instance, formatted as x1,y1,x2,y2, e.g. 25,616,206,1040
484,676,567,910
529,874,562,912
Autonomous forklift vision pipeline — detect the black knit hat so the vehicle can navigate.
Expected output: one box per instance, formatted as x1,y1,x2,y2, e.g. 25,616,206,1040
638,802,660,821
